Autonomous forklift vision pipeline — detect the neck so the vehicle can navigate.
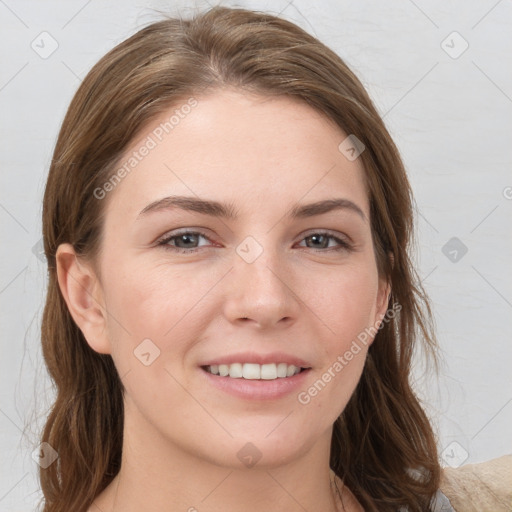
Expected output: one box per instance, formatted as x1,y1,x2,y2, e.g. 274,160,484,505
91,402,358,512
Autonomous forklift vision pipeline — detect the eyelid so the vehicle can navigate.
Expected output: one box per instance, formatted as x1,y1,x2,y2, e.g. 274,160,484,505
154,227,213,245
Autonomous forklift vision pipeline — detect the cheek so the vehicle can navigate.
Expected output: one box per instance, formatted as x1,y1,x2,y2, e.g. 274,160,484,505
299,259,380,345
100,257,222,361
295,260,378,410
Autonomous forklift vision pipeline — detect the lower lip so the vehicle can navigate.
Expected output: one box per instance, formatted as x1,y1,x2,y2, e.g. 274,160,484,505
200,367,311,400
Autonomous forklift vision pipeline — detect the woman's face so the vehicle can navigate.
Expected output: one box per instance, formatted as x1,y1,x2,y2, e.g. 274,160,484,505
88,89,389,468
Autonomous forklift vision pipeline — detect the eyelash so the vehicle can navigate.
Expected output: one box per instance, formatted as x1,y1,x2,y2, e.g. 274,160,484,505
156,230,353,254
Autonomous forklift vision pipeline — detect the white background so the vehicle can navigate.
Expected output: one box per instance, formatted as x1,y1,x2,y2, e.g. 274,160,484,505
1,0,511,509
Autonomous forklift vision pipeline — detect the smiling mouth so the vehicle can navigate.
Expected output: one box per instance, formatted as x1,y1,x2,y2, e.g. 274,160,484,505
202,362,311,380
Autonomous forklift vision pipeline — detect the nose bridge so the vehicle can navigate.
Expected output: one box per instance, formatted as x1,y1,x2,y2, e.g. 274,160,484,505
223,238,298,326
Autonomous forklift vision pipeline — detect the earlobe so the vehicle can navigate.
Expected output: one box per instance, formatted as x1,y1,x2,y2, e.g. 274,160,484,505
56,243,111,354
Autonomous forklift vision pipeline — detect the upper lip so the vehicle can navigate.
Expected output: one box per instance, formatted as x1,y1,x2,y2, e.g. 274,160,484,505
200,351,312,368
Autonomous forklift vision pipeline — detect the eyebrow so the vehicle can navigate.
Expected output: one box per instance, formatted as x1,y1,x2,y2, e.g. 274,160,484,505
138,195,366,221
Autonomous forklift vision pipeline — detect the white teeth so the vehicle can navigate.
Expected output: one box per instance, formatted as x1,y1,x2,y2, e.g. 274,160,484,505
228,363,243,378
260,363,277,380
276,363,288,378
205,363,304,379
242,363,260,379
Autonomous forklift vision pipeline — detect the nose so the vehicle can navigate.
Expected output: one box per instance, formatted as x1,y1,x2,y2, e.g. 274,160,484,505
222,246,301,329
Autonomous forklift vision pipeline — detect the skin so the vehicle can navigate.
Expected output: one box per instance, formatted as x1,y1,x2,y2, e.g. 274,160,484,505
57,89,390,512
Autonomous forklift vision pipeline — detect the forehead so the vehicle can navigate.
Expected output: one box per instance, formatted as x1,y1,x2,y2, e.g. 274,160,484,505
104,89,369,221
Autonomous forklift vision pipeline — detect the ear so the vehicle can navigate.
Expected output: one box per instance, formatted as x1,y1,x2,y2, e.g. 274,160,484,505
56,243,111,354
374,276,392,327
372,252,394,337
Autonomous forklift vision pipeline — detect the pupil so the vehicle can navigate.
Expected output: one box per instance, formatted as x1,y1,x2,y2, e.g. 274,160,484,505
310,234,326,248
179,234,196,247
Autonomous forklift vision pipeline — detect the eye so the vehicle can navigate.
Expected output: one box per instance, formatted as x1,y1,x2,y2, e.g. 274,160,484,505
157,230,213,253
157,229,353,254
296,232,353,252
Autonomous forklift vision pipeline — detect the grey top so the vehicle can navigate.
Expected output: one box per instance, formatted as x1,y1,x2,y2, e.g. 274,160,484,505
398,489,455,511
430,489,456,511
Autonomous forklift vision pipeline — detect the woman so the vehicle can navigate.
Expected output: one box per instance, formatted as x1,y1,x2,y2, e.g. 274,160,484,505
38,6,452,511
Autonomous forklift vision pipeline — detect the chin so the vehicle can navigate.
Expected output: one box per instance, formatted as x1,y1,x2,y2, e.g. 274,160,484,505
192,421,322,470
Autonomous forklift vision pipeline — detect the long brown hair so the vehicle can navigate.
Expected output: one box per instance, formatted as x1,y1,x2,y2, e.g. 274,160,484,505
39,6,440,511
